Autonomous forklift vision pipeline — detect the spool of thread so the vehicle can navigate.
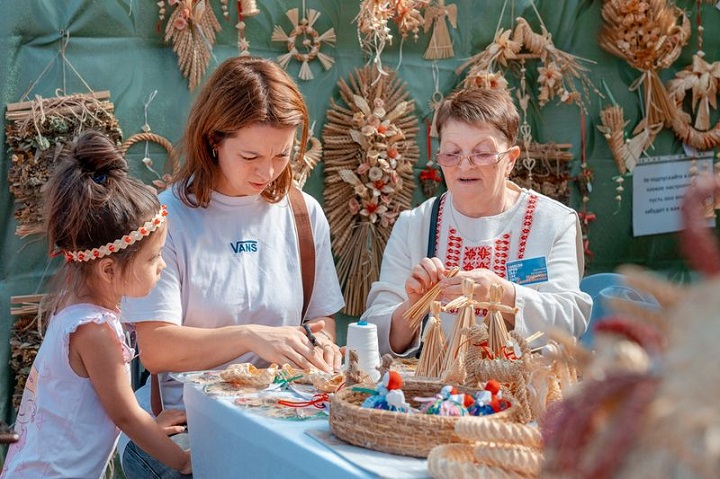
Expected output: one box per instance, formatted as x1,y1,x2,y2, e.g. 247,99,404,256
344,320,381,382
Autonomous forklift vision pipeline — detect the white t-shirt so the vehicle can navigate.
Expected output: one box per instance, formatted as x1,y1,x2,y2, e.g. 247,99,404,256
1,304,133,479
122,188,345,410
361,185,592,356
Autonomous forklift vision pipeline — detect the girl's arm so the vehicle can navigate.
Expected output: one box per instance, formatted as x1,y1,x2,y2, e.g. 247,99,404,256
70,322,192,475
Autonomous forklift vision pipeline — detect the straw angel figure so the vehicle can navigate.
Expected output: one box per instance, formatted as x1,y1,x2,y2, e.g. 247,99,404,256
423,0,457,60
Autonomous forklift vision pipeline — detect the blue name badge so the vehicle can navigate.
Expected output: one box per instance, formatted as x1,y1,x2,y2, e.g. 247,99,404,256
507,256,549,285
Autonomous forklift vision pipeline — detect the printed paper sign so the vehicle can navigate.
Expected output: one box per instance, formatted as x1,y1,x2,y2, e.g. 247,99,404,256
632,159,714,236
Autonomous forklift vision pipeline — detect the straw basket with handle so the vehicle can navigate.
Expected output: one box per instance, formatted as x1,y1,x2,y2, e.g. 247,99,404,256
329,378,517,458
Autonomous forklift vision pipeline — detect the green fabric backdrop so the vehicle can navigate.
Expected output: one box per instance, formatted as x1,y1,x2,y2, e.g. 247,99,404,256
0,0,717,435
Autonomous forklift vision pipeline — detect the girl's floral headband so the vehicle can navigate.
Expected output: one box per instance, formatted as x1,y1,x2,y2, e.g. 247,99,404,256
64,205,168,262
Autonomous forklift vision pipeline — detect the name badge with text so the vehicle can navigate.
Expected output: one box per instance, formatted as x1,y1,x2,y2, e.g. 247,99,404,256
507,256,548,285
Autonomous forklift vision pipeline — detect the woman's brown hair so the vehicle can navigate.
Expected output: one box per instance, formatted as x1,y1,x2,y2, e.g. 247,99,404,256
173,56,309,207
435,88,520,146
43,130,162,310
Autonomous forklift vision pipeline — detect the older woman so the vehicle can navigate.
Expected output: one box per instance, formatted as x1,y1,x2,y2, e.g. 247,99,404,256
361,87,591,355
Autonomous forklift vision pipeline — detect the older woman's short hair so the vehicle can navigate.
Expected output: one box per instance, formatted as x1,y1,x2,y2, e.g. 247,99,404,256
435,88,520,146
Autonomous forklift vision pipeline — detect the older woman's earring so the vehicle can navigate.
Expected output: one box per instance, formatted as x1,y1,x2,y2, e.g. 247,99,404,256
212,148,217,158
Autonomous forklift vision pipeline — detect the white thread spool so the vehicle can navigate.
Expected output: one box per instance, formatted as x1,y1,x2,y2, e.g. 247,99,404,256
344,320,381,382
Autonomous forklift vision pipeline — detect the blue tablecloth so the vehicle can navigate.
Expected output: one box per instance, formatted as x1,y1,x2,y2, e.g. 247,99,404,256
184,383,376,479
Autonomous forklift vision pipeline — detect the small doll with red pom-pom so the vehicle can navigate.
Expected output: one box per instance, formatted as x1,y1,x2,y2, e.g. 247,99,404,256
360,371,410,412
467,379,511,416
415,385,470,416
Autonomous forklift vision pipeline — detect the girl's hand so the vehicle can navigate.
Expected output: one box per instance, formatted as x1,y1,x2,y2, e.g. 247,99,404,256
179,450,192,475
154,408,187,436
405,257,447,305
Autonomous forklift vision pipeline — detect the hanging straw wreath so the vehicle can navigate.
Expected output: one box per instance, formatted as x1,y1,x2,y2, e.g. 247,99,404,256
271,7,336,81
666,51,720,151
5,91,122,237
291,128,323,189
322,66,419,316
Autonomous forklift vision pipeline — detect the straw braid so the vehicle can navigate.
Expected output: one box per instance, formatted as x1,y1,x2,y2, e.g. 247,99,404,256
473,443,543,476
455,417,543,450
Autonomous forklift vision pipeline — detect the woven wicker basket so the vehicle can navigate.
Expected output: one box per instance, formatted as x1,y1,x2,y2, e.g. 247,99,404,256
329,378,516,458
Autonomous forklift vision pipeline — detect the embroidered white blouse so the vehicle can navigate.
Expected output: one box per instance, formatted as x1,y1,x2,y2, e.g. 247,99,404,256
361,184,592,356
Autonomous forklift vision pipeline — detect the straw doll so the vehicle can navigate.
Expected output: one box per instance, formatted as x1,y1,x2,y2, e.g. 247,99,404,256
415,300,447,378
440,278,478,379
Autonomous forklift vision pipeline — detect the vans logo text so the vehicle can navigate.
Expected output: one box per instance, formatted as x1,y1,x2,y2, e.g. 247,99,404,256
230,240,258,253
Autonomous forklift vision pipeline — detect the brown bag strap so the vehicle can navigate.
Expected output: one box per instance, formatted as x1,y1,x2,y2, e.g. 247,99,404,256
150,372,163,416
288,186,316,322
149,187,317,416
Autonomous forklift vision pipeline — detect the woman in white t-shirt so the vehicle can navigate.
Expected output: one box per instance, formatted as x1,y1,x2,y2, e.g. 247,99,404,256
120,56,345,479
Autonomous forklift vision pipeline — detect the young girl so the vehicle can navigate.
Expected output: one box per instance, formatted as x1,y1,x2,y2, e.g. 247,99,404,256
1,131,192,478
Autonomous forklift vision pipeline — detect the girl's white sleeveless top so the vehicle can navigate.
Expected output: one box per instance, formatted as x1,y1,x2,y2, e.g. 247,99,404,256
1,304,133,479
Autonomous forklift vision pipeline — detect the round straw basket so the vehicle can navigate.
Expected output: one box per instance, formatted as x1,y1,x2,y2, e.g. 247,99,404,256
329,378,516,458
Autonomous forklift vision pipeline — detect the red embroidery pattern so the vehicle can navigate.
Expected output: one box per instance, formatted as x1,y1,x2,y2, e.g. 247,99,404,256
462,246,491,271
438,194,539,277
517,194,538,260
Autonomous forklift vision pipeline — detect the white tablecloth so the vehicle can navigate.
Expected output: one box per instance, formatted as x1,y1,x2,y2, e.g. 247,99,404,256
184,383,376,479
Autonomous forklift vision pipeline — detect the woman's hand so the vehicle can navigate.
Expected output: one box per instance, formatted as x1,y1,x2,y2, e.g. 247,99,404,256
405,257,447,305
246,320,340,373
154,409,187,436
439,269,516,325
311,323,343,373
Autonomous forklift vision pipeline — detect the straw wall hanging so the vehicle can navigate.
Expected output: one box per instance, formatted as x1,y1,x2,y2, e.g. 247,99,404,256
271,4,336,81
159,0,221,90
598,0,690,136
5,91,122,237
322,66,419,316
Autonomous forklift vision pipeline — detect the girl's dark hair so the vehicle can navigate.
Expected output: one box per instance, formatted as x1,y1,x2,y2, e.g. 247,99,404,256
43,130,161,304
172,55,309,208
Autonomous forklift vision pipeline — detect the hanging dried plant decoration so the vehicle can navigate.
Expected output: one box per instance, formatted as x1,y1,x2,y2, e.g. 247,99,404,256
235,0,261,56
119,90,176,192
9,295,49,413
322,66,419,316
599,0,690,134
292,126,323,189
271,7,336,81
423,0,457,60
458,16,599,112
162,0,221,90
665,15,720,151
5,91,122,237
354,0,426,71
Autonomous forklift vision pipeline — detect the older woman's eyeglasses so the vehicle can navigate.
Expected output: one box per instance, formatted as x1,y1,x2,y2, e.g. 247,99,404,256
435,149,512,167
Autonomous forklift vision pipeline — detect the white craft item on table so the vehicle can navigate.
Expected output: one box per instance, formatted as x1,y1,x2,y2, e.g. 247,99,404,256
344,321,381,382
